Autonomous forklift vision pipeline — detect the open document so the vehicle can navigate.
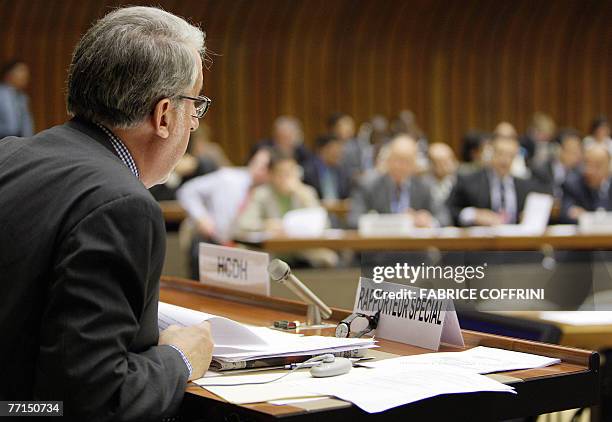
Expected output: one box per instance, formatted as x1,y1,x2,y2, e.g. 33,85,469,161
158,302,375,364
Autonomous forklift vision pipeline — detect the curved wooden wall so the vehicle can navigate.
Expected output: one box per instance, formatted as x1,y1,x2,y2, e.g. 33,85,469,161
1,0,610,162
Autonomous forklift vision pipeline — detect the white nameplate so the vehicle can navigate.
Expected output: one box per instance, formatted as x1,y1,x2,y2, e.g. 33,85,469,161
353,278,464,350
358,214,414,237
199,243,270,296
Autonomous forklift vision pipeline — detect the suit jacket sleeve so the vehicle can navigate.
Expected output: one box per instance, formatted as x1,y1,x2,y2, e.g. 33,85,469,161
347,180,369,229
34,194,189,421
447,175,471,226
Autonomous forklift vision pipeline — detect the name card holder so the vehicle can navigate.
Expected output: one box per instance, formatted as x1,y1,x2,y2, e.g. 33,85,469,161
199,243,270,296
354,278,464,350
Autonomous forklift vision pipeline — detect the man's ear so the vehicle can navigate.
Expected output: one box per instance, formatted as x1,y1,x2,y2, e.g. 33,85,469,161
152,98,172,139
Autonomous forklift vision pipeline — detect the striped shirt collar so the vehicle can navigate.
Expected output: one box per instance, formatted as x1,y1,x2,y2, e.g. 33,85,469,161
95,123,139,179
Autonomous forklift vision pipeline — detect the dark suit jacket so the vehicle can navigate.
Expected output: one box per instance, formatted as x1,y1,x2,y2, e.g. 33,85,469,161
447,168,534,226
0,118,188,420
302,157,352,200
348,173,435,228
561,172,612,223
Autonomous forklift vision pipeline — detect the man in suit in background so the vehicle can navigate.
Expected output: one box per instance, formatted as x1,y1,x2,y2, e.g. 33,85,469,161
348,135,438,228
423,142,458,226
561,144,612,223
531,128,583,200
302,134,352,202
0,7,213,420
0,60,34,139
448,131,534,226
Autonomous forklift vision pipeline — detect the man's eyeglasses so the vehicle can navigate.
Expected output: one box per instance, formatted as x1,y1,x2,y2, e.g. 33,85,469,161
179,95,212,118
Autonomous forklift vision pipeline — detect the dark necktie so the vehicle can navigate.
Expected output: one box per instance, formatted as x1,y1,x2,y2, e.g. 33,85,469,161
499,180,506,212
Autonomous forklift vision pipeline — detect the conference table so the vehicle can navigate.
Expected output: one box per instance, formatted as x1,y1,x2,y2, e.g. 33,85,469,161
235,228,612,253
160,276,599,421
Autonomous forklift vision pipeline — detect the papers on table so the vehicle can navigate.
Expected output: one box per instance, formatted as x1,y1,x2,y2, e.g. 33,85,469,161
540,311,612,325
360,346,560,374
158,302,268,354
158,302,375,363
194,345,561,413
282,207,328,237
195,363,515,413
302,365,515,413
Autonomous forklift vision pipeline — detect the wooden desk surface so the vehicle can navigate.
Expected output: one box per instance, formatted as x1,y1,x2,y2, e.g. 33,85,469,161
160,200,187,224
237,229,612,252
493,311,612,350
160,276,599,421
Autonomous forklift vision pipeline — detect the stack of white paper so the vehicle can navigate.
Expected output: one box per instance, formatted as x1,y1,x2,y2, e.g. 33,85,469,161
195,364,515,413
158,302,375,362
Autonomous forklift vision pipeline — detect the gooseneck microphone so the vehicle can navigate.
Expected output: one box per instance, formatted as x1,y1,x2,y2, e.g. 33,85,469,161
267,258,332,320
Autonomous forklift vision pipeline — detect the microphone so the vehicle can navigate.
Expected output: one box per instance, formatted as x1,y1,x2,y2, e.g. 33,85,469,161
268,259,332,320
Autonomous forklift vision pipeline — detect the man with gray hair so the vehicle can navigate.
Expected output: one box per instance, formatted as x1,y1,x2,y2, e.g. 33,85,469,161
0,6,213,420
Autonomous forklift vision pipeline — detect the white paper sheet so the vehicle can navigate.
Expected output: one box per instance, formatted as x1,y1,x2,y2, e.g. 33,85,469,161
299,365,515,413
360,346,560,374
196,365,514,412
282,207,328,237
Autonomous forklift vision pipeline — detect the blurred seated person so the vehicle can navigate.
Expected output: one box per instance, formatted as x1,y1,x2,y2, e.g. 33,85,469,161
495,121,530,179
520,112,556,168
177,149,271,278
342,114,392,181
0,60,33,139
423,143,458,226
390,110,428,170
191,123,233,166
531,128,583,200
458,130,492,175
249,115,310,166
150,125,221,200
328,111,357,143
236,152,338,267
448,132,534,226
303,134,352,202
348,135,439,229
583,116,612,163
561,144,612,224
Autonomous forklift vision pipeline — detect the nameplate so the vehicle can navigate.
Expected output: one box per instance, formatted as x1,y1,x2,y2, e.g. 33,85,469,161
579,211,612,234
358,214,414,237
199,243,270,296
353,278,464,350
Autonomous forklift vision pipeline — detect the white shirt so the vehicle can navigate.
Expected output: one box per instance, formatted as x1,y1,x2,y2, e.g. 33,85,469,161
177,167,252,242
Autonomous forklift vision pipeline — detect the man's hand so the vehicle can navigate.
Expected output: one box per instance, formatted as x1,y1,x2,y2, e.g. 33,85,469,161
196,217,217,239
568,206,586,221
474,209,504,226
264,218,284,234
412,209,434,228
159,322,214,381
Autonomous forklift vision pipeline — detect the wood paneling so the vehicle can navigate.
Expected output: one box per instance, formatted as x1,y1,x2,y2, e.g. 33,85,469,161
1,0,610,163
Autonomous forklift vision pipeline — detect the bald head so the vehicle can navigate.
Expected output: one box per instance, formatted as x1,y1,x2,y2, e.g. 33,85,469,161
428,143,457,180
386,135,418,184
584,144,611,189
494,122,518,140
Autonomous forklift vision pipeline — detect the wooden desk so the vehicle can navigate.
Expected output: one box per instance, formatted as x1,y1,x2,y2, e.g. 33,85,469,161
160,200,187,225
236,229,612,253
493,311,612,351
160,276,599,421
